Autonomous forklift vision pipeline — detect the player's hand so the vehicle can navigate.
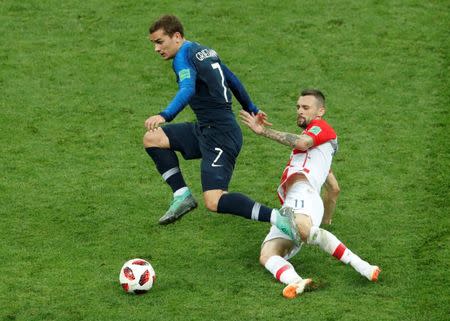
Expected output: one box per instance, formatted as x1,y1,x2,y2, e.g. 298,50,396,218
145,115,166,131
256,110,273,126
239,110,266,135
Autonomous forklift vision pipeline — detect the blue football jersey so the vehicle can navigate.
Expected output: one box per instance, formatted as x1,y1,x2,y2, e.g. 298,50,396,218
159,41,258,129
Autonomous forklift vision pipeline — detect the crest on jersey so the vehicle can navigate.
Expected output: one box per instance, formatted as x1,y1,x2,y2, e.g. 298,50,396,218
178,69,191,81
309,126,322,135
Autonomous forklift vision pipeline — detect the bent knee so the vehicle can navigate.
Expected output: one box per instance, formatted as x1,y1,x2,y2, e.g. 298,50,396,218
259,239,293,266
259,246,276,266
203,195,220,212
143,131,158,148
143,129,169,148
203,190,225,212
259,253,270,266
295,214,313,242
204,198,218,212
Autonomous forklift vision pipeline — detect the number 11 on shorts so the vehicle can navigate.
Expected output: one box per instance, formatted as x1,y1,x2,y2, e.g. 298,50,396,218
295,199,305,208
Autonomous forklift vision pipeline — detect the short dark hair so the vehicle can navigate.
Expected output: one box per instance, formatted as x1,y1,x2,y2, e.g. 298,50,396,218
149,15,184,37
300,89,325,107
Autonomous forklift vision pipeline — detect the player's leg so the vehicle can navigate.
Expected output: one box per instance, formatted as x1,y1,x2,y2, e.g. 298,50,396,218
260,238,303,286
213,188,297,240
306,226,381,281
202,164,275,221
199,127,269,218
260,229,312,299
286,181,381,281
209,190,298,241
207,189,274,221
204,188,298,240
198,129,286,227
143,123,199,224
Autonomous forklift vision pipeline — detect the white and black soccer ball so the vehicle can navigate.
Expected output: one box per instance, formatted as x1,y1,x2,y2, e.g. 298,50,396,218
119,258,156,294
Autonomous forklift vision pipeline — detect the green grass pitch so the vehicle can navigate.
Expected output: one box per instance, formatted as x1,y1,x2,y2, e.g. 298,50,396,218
1,0,449,320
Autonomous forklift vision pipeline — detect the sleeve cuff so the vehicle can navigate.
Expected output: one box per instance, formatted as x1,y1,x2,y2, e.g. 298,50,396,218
159,112,171,122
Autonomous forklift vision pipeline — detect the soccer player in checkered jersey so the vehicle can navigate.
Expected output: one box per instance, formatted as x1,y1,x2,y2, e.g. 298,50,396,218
240,89,381,299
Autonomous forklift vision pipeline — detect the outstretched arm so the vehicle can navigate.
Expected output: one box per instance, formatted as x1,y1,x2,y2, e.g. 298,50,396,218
322,171,340,225
221,63,258,113
222,64,272,126
239,110,312,151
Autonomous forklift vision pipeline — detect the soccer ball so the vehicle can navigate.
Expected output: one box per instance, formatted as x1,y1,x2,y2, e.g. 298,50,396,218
119,258,156,294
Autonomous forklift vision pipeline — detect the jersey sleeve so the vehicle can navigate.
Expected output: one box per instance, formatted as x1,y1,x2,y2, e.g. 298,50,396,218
221,63,259,114
159,48,197,122
304,120,337,147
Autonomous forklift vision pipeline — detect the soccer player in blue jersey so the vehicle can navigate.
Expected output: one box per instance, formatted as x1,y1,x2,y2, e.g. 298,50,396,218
143,15,296,232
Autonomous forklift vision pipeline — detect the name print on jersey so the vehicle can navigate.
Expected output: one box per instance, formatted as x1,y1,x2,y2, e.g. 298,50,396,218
195,49,218,61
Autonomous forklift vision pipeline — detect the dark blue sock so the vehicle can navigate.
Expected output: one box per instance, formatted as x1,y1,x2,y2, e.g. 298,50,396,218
217,192,272,222
145,147,187,193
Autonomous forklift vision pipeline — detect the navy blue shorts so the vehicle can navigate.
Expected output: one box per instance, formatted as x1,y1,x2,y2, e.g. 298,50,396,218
162,122,243,192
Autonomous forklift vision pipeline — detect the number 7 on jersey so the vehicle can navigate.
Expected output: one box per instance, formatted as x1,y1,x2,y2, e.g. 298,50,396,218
211,63,229,102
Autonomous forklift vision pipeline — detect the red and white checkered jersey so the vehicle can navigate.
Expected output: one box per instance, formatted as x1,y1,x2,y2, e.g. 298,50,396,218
277,119,338,204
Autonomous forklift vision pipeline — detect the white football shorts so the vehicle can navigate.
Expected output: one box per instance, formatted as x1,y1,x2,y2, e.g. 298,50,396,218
262,225,303,260
262,181,324,260
284,180,324,227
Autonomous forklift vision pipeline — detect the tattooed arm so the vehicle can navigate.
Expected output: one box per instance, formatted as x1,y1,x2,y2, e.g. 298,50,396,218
239,110,313,151
259,127,313,151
